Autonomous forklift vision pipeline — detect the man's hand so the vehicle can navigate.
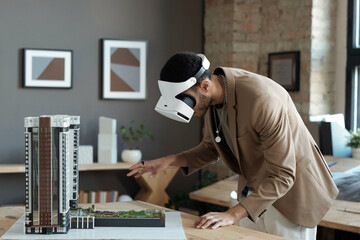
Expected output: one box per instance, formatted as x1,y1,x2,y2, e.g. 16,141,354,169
194,212,237,229
127,156,173,178
194,203,249,229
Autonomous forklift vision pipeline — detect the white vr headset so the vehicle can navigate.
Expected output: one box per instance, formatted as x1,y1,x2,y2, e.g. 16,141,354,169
155,54,210,123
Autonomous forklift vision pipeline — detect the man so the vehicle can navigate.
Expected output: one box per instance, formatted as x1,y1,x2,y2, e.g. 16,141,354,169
127,52,339,239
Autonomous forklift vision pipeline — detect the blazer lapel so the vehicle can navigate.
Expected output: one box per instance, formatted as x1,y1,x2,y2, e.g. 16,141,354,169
222,68,242,169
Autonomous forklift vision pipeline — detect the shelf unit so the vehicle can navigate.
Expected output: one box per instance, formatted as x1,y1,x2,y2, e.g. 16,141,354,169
0,163,179,207
0,162,134,174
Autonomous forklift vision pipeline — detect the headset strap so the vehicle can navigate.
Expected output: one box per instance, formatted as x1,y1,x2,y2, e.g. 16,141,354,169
194,66,205,80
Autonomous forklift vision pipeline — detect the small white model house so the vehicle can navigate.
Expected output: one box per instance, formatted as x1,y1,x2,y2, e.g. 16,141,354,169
98,116,117,164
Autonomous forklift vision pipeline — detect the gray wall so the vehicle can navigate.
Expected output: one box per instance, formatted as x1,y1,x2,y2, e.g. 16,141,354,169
0,0,203,164
0,0,203,205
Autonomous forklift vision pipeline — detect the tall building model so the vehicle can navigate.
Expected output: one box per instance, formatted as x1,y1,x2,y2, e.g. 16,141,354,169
24,115,164,235
24,115,80,234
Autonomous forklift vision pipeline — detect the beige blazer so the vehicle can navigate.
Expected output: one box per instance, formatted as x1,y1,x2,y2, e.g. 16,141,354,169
178,67,339,228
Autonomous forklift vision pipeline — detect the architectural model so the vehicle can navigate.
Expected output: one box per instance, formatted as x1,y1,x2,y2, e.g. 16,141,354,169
24,115,80,234
24,115,165,235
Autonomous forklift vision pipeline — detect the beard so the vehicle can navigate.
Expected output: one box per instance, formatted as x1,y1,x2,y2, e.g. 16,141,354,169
196,92,212,117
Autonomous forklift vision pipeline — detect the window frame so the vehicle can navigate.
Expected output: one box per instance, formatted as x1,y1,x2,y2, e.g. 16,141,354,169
346,0,360,131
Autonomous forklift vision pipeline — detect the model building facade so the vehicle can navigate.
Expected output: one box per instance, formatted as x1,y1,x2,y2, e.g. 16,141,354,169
24,115,80,234
69,116,80,208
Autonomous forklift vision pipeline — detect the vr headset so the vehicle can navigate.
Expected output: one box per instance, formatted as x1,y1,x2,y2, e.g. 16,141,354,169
155,54,210,123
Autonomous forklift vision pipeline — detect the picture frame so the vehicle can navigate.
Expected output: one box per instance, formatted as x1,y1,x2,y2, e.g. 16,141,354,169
23,48,73,88
102,39,147,99
268,51,300,91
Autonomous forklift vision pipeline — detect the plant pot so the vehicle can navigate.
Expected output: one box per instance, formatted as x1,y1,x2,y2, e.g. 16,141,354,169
351,147,360,159
121,149,142,163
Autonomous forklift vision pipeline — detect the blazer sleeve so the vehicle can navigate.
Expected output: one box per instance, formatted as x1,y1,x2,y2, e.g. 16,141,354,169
240,94,296,223
177,114,219,176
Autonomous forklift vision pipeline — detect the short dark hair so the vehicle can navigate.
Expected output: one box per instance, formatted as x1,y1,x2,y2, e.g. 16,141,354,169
160,52,211,86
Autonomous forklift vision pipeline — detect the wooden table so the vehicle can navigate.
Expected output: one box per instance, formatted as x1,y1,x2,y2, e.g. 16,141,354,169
189,156,360,234
190,175,236,208
320,200,360,234
325,156,360,172
0,201,288,240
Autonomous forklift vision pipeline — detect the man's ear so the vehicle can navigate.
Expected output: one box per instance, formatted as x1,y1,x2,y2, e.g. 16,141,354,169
199,79,210,93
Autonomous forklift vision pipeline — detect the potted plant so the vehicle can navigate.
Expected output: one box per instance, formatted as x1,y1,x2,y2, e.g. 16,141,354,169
346,129,360,159
120,120,154,163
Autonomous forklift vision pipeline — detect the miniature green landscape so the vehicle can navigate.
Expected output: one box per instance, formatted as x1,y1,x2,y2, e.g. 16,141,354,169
69,206,166,227
70,207,165,219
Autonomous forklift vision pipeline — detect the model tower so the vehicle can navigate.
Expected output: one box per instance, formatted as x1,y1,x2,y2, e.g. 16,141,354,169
68,116,80,208
24,115,80,234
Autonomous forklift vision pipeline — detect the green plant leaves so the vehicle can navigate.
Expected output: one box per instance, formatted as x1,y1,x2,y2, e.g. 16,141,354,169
347,128,360,148
120,120,154,149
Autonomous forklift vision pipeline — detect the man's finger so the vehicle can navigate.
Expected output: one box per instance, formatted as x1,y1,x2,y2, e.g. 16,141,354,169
126,169,139,177
127,167,144,177
149,167,160,178
211,221,223,229
201,218,216,229
128,162,142,170
195,217,206,228
195,215,214,228
193,217,202,227
135,173,142,178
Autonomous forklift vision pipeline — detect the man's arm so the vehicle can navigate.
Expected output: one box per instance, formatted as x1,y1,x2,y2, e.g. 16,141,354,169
128,110,220,179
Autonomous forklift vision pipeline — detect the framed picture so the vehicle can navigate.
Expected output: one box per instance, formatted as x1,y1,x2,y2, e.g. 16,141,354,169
102,39,147,99
23,49,72,88
268,51,300,91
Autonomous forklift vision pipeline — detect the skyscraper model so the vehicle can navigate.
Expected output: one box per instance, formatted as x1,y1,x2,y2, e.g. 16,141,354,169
24,115,80,234
68,116,80,208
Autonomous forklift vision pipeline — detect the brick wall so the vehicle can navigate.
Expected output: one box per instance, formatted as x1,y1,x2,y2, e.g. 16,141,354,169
310,0,336,115
205,0,235,68
204,0,337,179
204,0,336,122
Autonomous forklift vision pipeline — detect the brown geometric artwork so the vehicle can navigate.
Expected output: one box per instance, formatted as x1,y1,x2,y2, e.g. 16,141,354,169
37,58,65,81
111,48,139,66
110,70,133,91
110,48,140,92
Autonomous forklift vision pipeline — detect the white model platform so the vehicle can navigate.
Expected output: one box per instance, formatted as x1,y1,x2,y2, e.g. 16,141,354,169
0,212,185,240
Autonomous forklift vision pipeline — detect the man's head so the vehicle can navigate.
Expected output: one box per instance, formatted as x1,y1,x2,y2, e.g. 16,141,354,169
160,52,211,85
155,52,213,122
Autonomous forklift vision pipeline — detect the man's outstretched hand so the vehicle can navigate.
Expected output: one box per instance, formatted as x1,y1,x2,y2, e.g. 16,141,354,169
127,157,172,178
